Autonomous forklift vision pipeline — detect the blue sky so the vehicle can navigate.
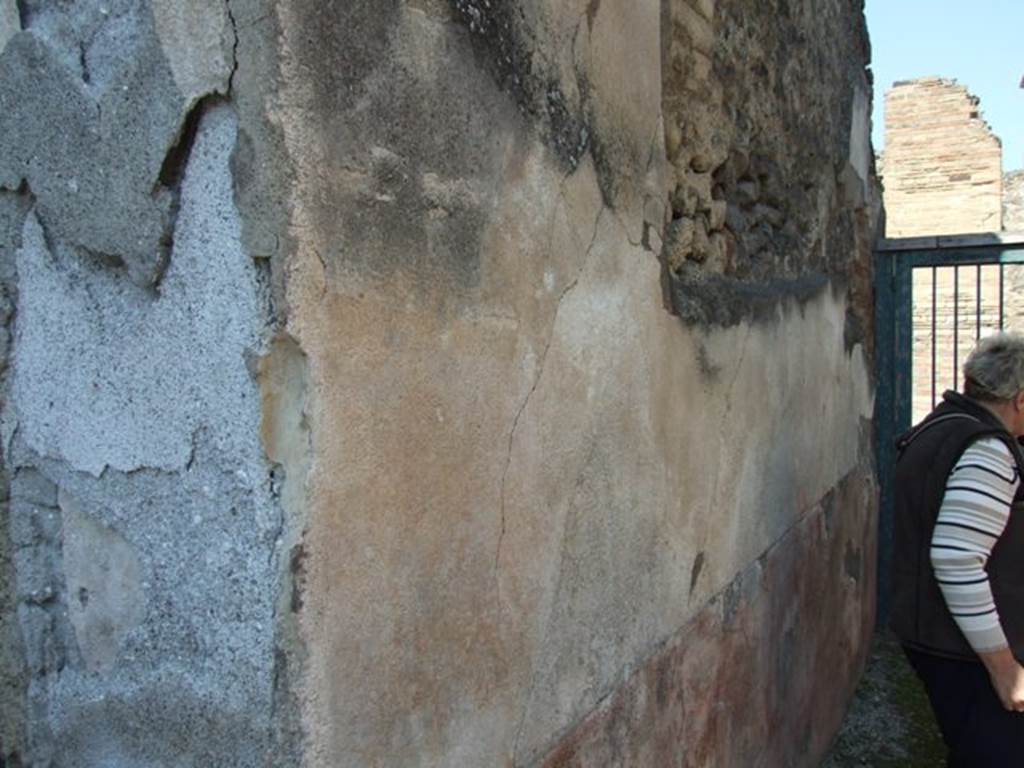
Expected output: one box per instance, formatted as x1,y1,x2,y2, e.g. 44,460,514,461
865,0,1024,170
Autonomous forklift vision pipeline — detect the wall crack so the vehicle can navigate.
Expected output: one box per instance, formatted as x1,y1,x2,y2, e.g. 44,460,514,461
494,202,604,606
151,95,224,294
509,443,596,767
225,0,240,96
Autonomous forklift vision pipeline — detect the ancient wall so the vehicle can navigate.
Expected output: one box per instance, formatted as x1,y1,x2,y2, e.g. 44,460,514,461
0,1,879,766
880,77,1003,237
1005,170,1024,231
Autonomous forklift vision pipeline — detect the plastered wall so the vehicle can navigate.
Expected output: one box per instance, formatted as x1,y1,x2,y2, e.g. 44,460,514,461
1,1,880,766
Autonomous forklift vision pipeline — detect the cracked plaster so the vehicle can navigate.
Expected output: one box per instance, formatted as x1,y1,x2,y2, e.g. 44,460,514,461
1,0,879,764
0,0,236,287
7,104,283,766
271,1,878,764
11,106,263,477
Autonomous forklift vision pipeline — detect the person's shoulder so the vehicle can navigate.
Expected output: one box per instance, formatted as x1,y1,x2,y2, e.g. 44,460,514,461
967,435,1013,458
963,436,1018,477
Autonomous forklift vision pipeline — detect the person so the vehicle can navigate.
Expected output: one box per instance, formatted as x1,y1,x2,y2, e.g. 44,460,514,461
890,331,1024,766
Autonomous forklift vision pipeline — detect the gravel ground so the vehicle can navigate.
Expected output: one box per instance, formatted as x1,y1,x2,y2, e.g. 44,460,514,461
820,630,947,767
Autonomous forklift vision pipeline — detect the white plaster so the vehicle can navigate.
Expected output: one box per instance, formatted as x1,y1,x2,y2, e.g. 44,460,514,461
849,84,872,185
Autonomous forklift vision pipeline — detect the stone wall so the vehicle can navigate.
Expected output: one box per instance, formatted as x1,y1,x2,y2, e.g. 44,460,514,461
880,77,1003,237
1005,170,1024,231
0,1,879,766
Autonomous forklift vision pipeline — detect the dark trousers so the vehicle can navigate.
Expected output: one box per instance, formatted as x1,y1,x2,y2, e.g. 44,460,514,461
904,646,1024,767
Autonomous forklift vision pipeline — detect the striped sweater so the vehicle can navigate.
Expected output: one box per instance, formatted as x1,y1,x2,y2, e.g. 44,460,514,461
931,436,1021,654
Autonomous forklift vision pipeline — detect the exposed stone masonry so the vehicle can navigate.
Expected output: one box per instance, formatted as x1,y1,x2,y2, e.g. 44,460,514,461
662,0,875,333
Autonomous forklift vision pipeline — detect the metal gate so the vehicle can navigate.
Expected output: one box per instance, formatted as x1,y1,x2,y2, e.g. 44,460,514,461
874,232,1024,620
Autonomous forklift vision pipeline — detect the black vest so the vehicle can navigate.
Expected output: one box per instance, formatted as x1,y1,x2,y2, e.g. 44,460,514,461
889,391,1024,661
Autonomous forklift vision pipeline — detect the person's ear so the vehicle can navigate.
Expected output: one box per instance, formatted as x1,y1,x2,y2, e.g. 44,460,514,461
1016,390,1024,413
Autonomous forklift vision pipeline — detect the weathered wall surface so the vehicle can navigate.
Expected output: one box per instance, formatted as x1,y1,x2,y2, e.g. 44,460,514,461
269,0,878,765
1004,170,1024,232
1,1,879,766
880,77,1003,237
0,4,289,765
541,466,876,768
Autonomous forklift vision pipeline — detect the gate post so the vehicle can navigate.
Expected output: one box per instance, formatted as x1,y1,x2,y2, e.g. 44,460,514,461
873,247,896,624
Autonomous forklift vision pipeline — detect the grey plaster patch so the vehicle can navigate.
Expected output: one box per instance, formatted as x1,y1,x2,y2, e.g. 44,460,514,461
13,0,137,84
25,443,280,767
0,0,233,286
0,187,31,292
150,0,234,99
9,468,59,549
7,104,282,766
0,404,29,767
60,489,145,675
12,104,264,476
8,467,78,765
0,0,17,53
226,0,294,316
79,4,151,93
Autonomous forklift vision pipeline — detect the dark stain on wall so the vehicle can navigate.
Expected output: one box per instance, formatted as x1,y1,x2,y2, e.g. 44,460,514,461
283,0,525,296
671,268,831,327
289,543,307,614
448,1,591,172
688,551,706,596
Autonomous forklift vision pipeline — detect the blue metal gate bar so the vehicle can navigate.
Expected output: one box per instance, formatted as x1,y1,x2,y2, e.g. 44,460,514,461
874,235,1024,622
976,265,982,342
954,266,960,390
932,267,937,407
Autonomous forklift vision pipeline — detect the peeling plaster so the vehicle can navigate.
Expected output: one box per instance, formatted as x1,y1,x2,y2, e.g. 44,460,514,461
150,0,234,100
6,102,284,767
11,105,262,476
0,1,235,287
0,1,881,765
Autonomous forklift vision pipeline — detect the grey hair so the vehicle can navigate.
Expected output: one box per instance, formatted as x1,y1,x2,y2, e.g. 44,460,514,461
963,331,1024,402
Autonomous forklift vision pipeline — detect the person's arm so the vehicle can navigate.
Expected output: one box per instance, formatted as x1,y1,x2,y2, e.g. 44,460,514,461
931,437,1024,711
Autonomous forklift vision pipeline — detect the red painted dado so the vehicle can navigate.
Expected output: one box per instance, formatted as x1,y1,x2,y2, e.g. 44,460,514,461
541,466,877,768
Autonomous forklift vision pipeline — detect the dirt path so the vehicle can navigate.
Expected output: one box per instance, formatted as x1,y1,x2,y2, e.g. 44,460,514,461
821,630,947,767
